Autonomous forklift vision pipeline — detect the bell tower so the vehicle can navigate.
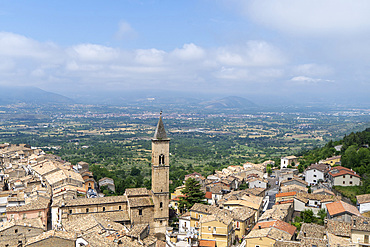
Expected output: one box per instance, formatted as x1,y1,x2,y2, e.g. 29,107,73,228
151,112,170,233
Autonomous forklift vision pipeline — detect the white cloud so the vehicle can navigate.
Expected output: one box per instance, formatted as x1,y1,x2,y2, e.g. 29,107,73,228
243,0,370,36
68,44,118,62
171,43,205,61
290,76,334,84
115,21,136,40
292,64,333,77
135,49,166,66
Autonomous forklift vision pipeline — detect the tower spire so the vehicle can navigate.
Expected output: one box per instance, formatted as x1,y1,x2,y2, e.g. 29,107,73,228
153,112,168,140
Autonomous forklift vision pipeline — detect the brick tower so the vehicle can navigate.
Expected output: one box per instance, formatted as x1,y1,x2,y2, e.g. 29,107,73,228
151,112,170,233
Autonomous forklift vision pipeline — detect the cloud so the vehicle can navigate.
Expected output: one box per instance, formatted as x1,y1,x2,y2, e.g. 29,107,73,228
290,76,334,84
242,0,370,36
68,44,118,62
114,21,136,40
171,43,205,61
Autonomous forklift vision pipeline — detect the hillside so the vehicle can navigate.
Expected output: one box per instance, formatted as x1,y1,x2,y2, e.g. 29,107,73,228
0,86,73,105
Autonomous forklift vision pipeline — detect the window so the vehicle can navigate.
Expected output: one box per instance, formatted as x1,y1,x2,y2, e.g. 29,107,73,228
69,210,72,214
23,213,26,219
365,235,369,243
119,206,122,210
313,175,317,177
139,209,142,215
86,208,89,213
208,226,211,231
350,181,353,185
102,207,105,212
160,202,163,208
38,211,42,217
350,175,353,178
343,175,345,178
160,220,163,225
15,229,18,233
313,180,316,183
343,181,345,184
159,154,165,165
236,221,240,229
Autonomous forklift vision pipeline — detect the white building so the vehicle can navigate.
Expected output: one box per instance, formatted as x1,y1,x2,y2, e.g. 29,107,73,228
280,156,298,168
328,166,361,187
248,178,268,189
304,163,330,185
356,194,370,214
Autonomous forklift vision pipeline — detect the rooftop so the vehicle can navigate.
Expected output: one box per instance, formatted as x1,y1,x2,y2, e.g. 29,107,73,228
328,166,361,178
326,200,361,217
356,193,370,204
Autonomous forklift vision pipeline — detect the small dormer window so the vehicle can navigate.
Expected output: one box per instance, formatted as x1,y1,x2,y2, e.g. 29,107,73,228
159,154,165,165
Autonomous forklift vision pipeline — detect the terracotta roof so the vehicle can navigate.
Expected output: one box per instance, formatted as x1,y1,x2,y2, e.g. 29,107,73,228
326,200,361,217
253,220,296,236
276,191,297,198
328,166,361,178
312,188,335,196
274,240,301,247
199,240,216,247
357,194,370,204
205,191,212,199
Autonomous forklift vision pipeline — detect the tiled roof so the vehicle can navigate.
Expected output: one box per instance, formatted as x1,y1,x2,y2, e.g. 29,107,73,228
52,195,127,207
312,188,335,196
247,227,293,241
326,232,356,247
0,218,44,232
295,192,340,204
45,169,84,185
356,194,370,204
328,166,361,178
296,223,325,240
199,240,216,247
128,196,154,207
26,230,76,245
326,200,361,217
230,207,256,221
280,184,308,193
253,220,296,236
259,203,292,222
245,187,266,196
351,215,370,231
68,210,130,222
205,191,212,199
305,163,330,172
281,177,308,186
7,197,50,212
274,240,301,247
200,212,233,226
326,219,351,237
125,188,150,197
276,191,297,198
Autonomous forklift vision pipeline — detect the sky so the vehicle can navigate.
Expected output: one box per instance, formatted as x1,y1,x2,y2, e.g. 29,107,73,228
0,0,370,105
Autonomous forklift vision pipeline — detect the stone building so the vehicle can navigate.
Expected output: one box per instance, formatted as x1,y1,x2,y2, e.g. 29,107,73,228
51,114,170,235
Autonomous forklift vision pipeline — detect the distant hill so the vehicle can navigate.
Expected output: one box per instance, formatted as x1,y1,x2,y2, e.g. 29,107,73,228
199,96,257,109
0,86,73,105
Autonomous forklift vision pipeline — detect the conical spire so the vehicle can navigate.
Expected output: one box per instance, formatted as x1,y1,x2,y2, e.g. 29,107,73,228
153,111,168,140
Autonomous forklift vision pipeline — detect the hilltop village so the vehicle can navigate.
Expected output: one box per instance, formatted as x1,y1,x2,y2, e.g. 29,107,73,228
0,116,369,247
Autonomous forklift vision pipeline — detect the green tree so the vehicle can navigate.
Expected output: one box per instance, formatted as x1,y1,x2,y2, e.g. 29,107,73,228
178,178,206,212
301,209,314,223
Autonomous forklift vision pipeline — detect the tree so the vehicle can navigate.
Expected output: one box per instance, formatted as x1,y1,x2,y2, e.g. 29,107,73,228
178,178,206,212
301,209,314,223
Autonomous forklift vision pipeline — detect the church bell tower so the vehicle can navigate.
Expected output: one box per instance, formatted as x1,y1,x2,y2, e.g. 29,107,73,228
151,112,170,233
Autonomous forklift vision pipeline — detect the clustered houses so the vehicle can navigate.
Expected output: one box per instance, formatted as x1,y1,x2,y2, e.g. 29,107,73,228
0,115,173,247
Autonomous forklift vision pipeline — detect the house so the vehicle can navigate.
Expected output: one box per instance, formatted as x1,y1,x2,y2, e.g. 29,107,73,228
326,200,361,222
328,166,361,186
293,192,341,216
98,177,115,192
350,215,370,246
281,156,298,168
356,194,370,214
248,177,268,189
275,191,297,203
6,197,50,229
304,163,330,185
178,212,191,234
199,213,234,247
320,155,341,166
0,218,45,247
245,220,296,247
